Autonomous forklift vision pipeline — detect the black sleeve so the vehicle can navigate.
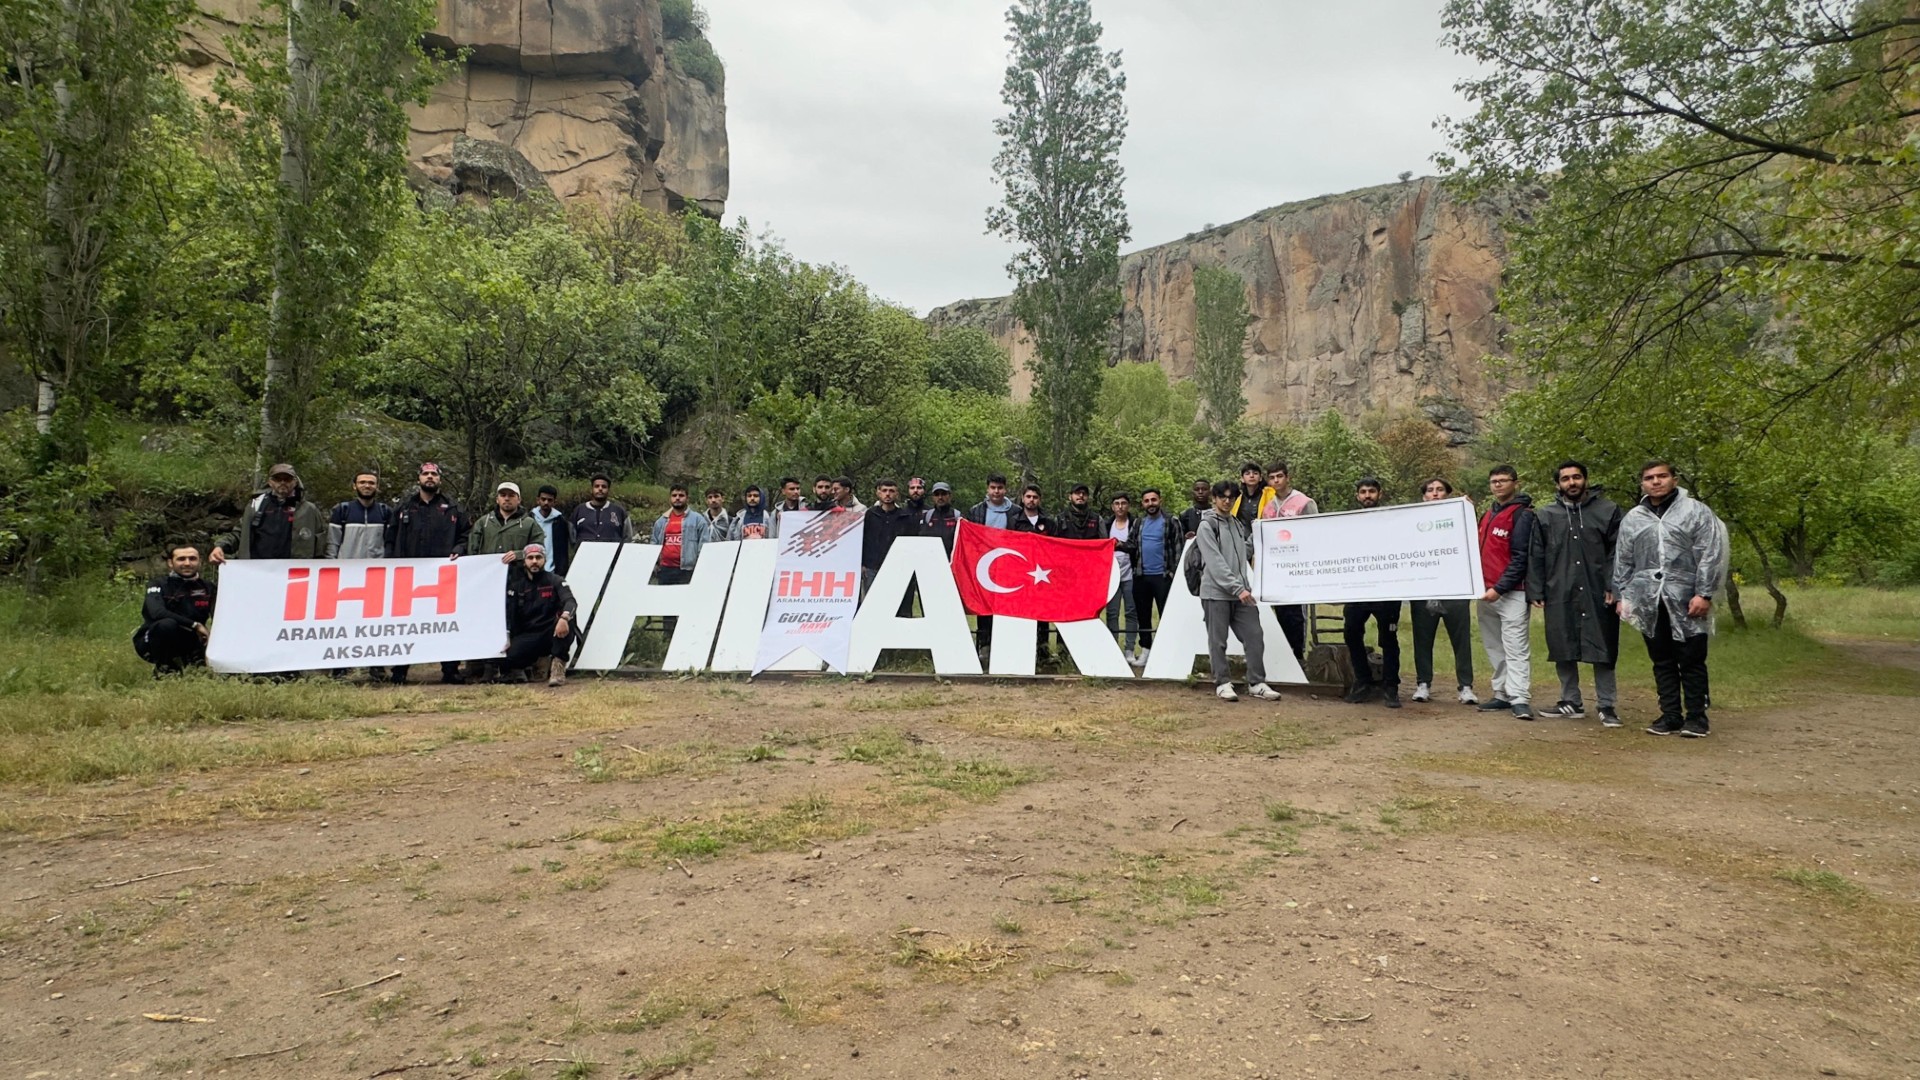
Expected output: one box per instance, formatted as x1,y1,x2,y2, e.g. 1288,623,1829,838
1495,507,1535,595
451,505,470,557
385,504,404,557
142,580,171,623
1526,511,1547,603
558,580,578,621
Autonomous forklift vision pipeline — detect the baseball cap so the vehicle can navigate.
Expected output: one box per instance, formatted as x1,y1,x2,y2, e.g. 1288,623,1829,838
931,482,952,494
1070,483,1090,494
267,463,297,480
497,481,521,495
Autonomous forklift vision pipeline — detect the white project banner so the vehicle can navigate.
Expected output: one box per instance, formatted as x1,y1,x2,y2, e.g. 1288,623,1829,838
753,510,865,675
206,557,509,673
1253,499,1483,605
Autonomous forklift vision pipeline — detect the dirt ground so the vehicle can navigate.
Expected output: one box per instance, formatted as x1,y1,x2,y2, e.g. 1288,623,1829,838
3,657,1917,1080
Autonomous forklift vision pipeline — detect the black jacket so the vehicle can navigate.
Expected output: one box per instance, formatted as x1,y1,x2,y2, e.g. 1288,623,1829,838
921,504,962,554
1179,505,1209,536
144,573,216,627
964,498,1016,527
1057,502,1104,540
1528,490,1623,663
506,568,577,636
567,500,633,546
863,503,918,570
388,490,470,559
1009,511,1055,535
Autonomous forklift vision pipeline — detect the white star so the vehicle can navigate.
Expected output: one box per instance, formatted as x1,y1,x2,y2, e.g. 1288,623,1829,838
1027,564,1052,585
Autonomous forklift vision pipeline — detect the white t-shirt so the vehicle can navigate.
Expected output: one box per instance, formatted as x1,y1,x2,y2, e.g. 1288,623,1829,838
1109,519,1132,583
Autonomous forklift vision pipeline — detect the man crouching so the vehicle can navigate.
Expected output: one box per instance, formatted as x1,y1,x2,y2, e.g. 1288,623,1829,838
502,544,576,687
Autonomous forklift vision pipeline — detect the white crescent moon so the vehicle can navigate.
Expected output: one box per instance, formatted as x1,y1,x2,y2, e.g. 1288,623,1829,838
975,547,1027,594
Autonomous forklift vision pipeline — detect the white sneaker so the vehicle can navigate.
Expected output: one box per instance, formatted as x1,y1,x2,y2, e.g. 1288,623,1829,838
1215,683,1239,702
1411,682,1431,703
1128,648,1147,666
1458,685,1479,705
1249,683,1283,701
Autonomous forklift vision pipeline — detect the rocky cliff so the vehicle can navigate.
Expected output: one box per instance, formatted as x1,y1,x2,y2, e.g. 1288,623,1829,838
927,179,1525,440
178,0,728,214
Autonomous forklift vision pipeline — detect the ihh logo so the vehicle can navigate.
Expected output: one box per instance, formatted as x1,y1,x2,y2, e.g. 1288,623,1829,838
776,571,858,599
1417,518,1457,533
283,565,460,620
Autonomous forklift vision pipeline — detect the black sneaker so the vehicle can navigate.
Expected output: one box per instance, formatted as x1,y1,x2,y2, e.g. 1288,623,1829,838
1345,683,1379,705
1512,703,1535,721
1552,700,1585,719
1383,693,1402,709
1646,716,1685,736
1681,718,1711,738
442,671,468,686
1477,698,1513,712
1599,707,1622,728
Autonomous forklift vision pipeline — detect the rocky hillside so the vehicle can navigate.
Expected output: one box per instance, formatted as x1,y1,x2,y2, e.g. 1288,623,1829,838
178,0,729,214
928,179,1529,441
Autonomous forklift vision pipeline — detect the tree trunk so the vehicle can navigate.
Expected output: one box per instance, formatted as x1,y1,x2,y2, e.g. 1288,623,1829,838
258,0,313,480
1724,572,1747,630
1736,521,1789,628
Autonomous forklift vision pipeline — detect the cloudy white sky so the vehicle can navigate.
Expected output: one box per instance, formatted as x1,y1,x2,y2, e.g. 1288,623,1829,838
699,0,1481,315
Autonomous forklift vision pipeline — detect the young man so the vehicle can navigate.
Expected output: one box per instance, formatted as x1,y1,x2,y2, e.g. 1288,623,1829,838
648,484,711,586
1410,478,1477,704
1180,478,1212,536
963,475,1015,654
703,487,733,539
530,485,572,575
502,544,576,687
1106,493,1143,665
1477,465,1537,720
1132,488,1184,658
731,485,775,540
862,478,917,597
1009,485,1056,662
1614,461,1728,737
810,475,835,510
1230,462,1268,525
327,470,392,559
385,462,470,685
212,463,325,563
905,477,928,519
832,475,866,512
1057,483,1104,540
1529,461,1624,725
1196,480,1283,703
777,477,807,514
921,482,962,554
1258,460,1318,661
470,482,543,563
567,474,634,561
1342,478,1404,708
135,544,216,677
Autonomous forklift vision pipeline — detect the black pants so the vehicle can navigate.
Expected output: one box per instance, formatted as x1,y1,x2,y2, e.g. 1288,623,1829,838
134,618,204,671
1411,598,1475,688
1645,606,1711,723
1134,575,1172,649
1273,605,1307,661
1343,601,1403,691
504,628,571,672
391,661,463,683
975,614,993,651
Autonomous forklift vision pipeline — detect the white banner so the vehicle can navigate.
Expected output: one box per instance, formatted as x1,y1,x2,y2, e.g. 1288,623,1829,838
206,557,509,674
753,510,865,675
1253,499,1483,605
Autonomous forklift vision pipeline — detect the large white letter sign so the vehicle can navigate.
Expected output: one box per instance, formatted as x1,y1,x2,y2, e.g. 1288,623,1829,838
849,537,982,674
1142,541,1307,684
982,562,1132,678
570,541,740,671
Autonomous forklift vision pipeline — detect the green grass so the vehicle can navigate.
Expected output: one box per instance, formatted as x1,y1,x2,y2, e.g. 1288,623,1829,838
1775,584,1920,641
1775,868,1868,903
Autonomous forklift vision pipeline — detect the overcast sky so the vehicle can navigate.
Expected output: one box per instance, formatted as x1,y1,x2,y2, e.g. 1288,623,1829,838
700,0,1481,315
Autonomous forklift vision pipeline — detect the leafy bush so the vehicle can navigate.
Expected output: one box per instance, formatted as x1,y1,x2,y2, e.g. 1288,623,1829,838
660,0,709,40
670,36,725,93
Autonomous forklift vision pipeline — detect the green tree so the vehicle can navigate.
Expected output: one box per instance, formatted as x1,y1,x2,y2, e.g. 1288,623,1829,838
0,0,190,464
987,0,1130,488
219,0,440,477
927,326,1013,398
1191,265,1250,439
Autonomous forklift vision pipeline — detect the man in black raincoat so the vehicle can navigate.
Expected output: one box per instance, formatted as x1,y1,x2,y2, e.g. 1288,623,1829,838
1528,461,1624,726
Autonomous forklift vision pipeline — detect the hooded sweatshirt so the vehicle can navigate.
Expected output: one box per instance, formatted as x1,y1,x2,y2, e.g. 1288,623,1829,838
732,487,774,540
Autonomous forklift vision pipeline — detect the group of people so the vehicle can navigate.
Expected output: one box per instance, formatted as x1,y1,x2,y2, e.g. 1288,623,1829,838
135,456,1729,737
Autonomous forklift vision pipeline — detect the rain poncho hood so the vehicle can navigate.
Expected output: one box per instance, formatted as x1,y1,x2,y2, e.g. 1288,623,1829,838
1610,487,1728,640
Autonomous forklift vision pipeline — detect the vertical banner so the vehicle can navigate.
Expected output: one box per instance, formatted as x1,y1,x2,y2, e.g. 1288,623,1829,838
206,556,509,673
753,510,865,675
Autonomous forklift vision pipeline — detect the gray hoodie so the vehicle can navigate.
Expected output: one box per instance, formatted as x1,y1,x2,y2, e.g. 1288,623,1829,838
1195,508,1254,602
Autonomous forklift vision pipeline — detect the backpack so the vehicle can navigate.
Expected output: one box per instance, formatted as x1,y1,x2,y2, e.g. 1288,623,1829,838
1182,518,1210,593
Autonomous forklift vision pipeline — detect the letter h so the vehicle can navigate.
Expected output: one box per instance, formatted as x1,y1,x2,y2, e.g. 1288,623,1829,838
392,564,459,616
316,566,387,619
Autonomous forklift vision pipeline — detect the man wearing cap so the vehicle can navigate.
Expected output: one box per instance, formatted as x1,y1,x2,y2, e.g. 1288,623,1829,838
502,543,576,687
567,474,633,560
1057,483,1104,540
531,485,571,575
471,482,544,563
212,463,325,563
921,482,961,553
385,462,471,684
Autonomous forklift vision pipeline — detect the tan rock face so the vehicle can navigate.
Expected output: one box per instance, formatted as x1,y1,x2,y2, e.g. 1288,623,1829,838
181,0,728,215
927,179,1521,440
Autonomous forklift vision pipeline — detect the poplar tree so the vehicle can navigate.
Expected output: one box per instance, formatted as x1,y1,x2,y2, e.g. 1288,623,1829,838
1191,265,1251,440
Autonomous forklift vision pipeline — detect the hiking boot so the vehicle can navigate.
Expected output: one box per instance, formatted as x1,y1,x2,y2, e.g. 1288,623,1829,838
1411,682,1431,703
1249,683,1283,702
500,668,528,685
1344,683,1379,705
1477,698,1512,712
1512,703,1536,721
442,671,467,686
1383,691,1402,709
1646,716,1685,736
1216,683,1239,702
1458,685,1479,705
547,668,567,689
1552,700,1586,719
1598,707,1622,728
1681,717,1711,738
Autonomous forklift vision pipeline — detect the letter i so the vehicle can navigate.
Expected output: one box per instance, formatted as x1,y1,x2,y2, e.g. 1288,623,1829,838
285,568,311,620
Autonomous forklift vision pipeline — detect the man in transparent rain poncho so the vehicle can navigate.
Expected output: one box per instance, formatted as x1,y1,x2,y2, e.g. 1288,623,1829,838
1611,460,1729,738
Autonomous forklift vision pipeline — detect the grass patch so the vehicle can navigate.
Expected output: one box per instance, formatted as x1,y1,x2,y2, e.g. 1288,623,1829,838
1775,868,1867,903
1405,739,1659,786
1215,720,1336,756
848,688,946,713
892,929,1023,975
1777,584,1920,641
1265,801,1298,822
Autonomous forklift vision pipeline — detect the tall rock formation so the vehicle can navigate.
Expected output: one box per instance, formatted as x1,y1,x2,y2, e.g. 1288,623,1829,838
178,0,729,214
927,179,1523,441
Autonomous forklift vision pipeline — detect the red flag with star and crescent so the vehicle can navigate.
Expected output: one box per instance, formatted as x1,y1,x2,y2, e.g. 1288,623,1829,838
950,519,1115,622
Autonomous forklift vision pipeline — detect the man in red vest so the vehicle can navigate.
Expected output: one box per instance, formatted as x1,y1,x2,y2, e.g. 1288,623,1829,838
1477,464,1537,719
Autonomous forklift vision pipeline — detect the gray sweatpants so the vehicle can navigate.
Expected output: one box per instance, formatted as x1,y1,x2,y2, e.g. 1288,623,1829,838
1203,598,1267,688
1556,661,1616,709
1478,591,1532,704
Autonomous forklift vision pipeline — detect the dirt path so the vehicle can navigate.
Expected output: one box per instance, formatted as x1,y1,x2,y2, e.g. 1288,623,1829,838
2,675,1916,1079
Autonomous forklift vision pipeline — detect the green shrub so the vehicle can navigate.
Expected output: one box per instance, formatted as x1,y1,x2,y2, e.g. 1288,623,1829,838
660,0,709,39
670,37,725,93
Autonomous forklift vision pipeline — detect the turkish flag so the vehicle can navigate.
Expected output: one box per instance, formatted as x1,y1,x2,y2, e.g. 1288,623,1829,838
951,519,1115,621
